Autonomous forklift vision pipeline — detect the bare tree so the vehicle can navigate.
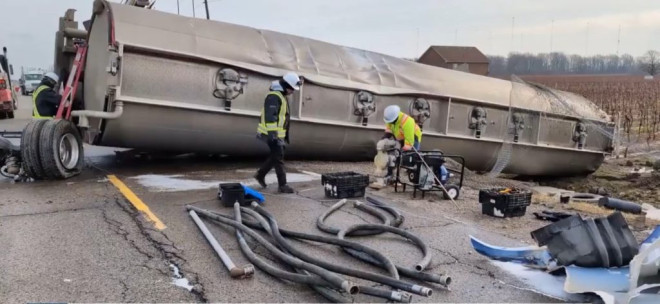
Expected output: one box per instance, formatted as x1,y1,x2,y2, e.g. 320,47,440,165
638,50,660,76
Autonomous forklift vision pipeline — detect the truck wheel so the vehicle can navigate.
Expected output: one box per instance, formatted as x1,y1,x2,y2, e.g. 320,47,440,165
21,120,48,179
7,111,14,119
39,120,84,179
443,185,460,200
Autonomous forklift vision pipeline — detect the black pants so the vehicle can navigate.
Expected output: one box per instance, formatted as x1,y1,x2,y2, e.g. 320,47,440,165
257,140,287,186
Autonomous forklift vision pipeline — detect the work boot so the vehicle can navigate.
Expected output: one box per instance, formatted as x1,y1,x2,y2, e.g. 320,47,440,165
278,184,294,193
254,174,267,188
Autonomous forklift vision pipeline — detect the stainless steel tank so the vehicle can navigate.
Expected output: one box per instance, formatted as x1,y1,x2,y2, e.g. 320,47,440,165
69,0,614,176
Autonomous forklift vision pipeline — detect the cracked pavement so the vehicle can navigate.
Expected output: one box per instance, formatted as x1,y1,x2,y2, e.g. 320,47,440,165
1,96,562,303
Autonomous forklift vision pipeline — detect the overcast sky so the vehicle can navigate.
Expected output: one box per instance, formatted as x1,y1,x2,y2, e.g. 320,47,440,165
1,0,658,73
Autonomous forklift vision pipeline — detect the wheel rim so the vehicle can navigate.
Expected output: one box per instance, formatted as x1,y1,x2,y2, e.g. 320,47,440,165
447,188,458,199
58,133,79,170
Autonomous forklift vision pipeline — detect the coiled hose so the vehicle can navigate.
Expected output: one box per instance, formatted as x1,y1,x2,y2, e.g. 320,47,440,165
317,199,391,236
239,206,411,303
187,206,358,295
232,204,352,303
326,197,451,286
214,207,449,287
251,202,433,297
366,196,405,227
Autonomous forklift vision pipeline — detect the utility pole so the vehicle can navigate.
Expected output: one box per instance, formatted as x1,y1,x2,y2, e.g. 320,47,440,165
585,22,590,55
510,17,515,53
192,0,196,18
415,28,420,56
204,0,210,19
177,0,180,14
550,19,554,53
616,24,621,56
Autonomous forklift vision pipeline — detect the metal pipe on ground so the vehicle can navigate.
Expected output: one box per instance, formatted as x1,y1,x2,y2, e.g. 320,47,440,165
598,197,642,214
188,210,254,278
187,205,358,295
251,202,433,297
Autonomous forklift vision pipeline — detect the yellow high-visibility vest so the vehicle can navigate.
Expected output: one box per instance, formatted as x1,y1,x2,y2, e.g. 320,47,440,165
257,91,288,138
385,112,422,149
32,85,53,119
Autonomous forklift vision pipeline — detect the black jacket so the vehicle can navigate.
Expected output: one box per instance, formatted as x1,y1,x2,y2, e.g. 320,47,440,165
262,82,291,143
35,83,62,117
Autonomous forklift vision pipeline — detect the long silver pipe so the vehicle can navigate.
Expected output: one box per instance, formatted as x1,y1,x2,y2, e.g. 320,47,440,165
71,101,124,128
71,101,124,119
188,210,254,278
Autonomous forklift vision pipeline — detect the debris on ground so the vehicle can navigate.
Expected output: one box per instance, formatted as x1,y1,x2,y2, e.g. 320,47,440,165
533,210,574,222
186,195,451,303
470,213,660,304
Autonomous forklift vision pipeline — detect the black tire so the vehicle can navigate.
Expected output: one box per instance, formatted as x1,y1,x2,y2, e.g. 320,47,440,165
7,111,14,119
21,120,48,179
443,185,460,200
0,112,5,120
39,120,84,179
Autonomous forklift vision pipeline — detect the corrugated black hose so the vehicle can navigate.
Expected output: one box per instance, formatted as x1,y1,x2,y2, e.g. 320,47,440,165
239,206,411,303
251,202,433,297
232,204,352,303
187,205,358,295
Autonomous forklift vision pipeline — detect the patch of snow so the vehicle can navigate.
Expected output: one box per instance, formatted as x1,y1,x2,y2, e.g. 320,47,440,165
631,167,654,174
491,261,587,302
131,172,320,192
169,264,193,291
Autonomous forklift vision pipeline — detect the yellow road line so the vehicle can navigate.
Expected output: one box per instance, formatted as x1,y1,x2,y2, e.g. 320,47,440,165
107,175,167,230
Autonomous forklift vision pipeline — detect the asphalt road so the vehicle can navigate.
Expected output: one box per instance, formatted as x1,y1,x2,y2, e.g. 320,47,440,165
0,96,564,303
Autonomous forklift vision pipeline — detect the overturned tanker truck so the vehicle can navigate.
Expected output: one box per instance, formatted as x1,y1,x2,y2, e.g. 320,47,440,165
13,0,615,180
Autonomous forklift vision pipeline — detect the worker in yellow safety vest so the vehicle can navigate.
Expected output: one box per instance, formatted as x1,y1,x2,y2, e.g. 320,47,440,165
382,105,422,151
254,72,302,193
32,72,62,119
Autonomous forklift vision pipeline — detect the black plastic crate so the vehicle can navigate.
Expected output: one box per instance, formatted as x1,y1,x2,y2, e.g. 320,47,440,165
481,203,528,218
479,188,532,218
218,183,245,207
479,188,532,208
322,172,369,199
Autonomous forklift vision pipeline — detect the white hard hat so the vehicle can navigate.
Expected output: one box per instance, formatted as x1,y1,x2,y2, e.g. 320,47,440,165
283,72,301,91
44,72,59,83
383,105,401,123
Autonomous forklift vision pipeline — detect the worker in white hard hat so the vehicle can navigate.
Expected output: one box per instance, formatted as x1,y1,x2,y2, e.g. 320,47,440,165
255,72,302,193
32,72,62,119
382,105,422,151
